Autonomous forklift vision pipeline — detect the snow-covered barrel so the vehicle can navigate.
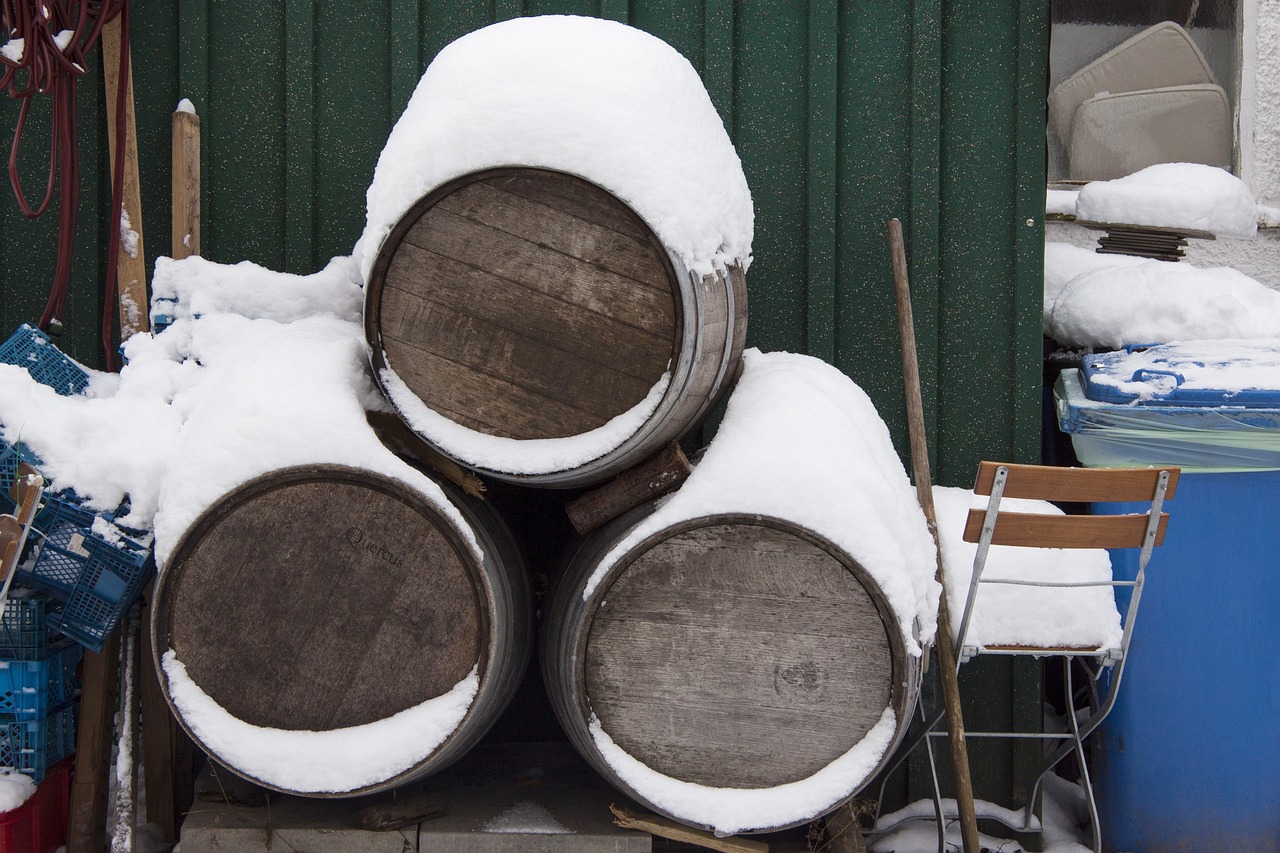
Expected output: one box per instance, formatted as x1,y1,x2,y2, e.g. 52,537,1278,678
541,509,920,834
355,16,753,487
364,167,747,487
150,464,530,797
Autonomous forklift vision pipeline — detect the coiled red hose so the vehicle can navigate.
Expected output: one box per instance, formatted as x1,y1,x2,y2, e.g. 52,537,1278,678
2,0,129,370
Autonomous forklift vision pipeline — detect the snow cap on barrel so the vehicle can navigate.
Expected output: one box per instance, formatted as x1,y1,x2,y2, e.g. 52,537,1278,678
355,15,754,283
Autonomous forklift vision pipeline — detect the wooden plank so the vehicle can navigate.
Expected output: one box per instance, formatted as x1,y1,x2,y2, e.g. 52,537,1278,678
383,340,624,440
159,473,482,731
102,15,150,339
171,108,201,259
586,523,893,788
495,172,656,242
973,461,1180,502
611,805,768,853
399,206,674,337
435,180,673,292
565,442,691,534
141,580,192,844
963,508,1170,549
67,637,121,853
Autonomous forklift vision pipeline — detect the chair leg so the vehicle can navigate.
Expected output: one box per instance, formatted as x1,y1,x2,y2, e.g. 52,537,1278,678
924,729,948,853
1064,661,1104,853
870,701,946,832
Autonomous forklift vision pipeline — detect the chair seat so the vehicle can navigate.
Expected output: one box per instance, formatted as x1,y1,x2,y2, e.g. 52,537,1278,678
933,486,1123,652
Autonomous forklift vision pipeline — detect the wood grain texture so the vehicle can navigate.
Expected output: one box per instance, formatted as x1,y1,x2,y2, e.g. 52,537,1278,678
171,109,201,259
565,442,691,534
156,470,484,732
374,169,677,441
972,461,1180,502
963,508,1169,549
585,521,896,788
68,638,120,853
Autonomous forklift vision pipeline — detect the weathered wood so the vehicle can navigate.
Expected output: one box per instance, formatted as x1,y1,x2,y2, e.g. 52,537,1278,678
888,217,981,853
365,167,748,486
585,522,894,788
152,465,532,796
963,508,1170,549
102,16,149,339
973,460,1180,503
171,107,201,259
565,442,691,534
354,790,447,831
544,512,916,833
610,805,768,853
68,636,121,853
366,411,485,498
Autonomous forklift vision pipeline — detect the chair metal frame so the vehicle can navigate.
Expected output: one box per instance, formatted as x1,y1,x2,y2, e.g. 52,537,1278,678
872,461,1177,853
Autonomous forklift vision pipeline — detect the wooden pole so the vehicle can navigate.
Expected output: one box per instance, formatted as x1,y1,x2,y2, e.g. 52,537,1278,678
887,218,981,853
171,104,201,259
67,637,121,853
101,15,149,338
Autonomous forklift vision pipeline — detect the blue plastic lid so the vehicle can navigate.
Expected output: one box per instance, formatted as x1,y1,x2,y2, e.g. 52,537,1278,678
1080,341,1280,408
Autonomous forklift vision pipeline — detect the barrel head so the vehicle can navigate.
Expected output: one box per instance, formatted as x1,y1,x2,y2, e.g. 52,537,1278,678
584,518,901,789
155,466,486,732
369,168,679,441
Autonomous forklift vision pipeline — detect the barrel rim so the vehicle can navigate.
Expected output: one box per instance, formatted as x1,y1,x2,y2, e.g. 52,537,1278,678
150,463,500,798
363,166,711,485
560,511,915,831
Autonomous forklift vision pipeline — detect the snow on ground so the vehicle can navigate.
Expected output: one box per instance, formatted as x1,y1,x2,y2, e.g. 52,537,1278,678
481,800,573,834
1074,163,1258,239
355,14,752,285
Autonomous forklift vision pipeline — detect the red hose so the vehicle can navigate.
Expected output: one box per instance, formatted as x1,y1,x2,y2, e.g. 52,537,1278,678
2,0,129,370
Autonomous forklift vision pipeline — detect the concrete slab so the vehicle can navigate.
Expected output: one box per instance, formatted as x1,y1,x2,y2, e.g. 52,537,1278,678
180,742,651,853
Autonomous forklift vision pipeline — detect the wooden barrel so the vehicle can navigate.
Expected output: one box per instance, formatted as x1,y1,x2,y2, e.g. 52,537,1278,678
151,465,530,797
542,511,920,834
363,167,747,487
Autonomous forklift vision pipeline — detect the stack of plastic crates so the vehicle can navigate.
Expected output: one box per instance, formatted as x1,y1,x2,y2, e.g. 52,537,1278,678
1,326,155,654
0,591,78,785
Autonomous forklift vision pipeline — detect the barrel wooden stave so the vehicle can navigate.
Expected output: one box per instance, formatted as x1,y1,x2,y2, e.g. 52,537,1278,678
152,465,531,797
542,511,918,832
365,167,747,487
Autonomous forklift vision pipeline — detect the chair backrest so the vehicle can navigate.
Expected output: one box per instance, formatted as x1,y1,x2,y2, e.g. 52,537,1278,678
964,462,1179,550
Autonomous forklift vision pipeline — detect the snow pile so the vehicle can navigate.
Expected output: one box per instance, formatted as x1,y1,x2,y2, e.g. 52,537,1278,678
1042,241,1147,328
1046,259,1280,349
932,486,1122,652
1075,163,1258,239
581,350,939,835
0,769,35,812
481,801,573,834
1079,340,1280,402
163,653,478,793
355,15,752,283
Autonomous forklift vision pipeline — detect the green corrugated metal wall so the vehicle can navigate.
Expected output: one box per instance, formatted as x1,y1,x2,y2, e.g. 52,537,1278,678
1,0,1046,487
2,0,1047,812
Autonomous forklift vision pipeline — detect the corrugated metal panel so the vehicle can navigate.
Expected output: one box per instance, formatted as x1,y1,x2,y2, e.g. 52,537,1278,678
0,0,1044,474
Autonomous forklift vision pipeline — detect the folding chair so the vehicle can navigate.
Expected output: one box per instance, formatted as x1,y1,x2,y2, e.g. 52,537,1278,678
873,461,1177,853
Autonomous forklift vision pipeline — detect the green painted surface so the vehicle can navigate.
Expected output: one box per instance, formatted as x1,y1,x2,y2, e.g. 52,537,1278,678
0,2,1046,802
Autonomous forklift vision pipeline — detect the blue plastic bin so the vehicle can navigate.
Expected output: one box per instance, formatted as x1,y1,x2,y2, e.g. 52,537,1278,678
0,325,89,396
1056,349,1280,853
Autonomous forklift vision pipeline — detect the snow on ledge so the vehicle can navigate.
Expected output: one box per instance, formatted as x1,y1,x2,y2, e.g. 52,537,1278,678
1075,163,1258,239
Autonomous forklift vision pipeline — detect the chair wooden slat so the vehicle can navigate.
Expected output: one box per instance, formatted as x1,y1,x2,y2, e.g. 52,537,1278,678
963,508,1169,549
973,461,1179,503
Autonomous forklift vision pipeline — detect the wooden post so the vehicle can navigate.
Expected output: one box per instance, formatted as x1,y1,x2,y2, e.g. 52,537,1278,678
565,442,692,534
172,103,201,259
887,218,981,853
67,636,121,853
101,15,149,339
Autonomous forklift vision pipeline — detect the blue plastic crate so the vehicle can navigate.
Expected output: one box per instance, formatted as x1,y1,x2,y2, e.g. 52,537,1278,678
0,590,63,662
0,641,81,720
0,438,40,516
0,325,89,397
18,509,153,654
0,703,77,783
